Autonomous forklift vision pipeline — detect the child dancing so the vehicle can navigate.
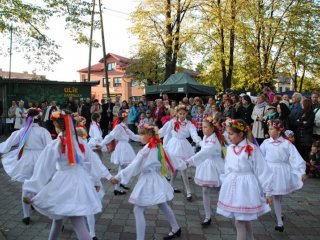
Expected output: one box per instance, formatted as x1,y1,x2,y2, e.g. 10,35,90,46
217,119,273,240
111,124,181,240
260,119,306,232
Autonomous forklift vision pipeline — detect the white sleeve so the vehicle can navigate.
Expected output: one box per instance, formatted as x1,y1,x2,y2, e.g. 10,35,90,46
86,147,112,181
100,126,119,146
251,106,258,121
288,142,306,178
159,120,173,138
252,146,273,196
127,128,141,142
115,148,147,185
41,128,53,147
188,122,201,143
189,145,215,166
259,141,267,157
0,130,20,153
23,144,57,194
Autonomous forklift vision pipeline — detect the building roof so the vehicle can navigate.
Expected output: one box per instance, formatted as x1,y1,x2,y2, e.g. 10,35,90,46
98,53,130,63
0,77,100,86
0,68,45,79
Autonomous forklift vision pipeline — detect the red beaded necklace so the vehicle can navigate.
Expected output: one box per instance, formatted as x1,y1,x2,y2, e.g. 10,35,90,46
232,145,246,155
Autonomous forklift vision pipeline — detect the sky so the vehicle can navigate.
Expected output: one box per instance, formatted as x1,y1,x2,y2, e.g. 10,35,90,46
1,0,139,81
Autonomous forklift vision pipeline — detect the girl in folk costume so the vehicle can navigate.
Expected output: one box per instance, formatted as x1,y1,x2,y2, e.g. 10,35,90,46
0,108,52,224
260,119,306,232
14,100,27,129
110,124,181,240
88,112,104,159
159,105,201,201
76,121,112,240
186,116,225,226
23,110,108,240
217,119,273,240
99,110,141,195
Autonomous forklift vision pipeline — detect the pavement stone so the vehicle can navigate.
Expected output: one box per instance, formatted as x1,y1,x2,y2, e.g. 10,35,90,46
0,140,320,239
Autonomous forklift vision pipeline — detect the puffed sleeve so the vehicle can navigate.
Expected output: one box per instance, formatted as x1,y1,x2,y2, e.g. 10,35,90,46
126,127,141,142
115,147,148,185
41,128,53,147
288,142,306,180
23,143,58,194
259,140,267,157
188,145,216,166
0,130,20,153
220,147,233,183
251,145,273,196
99,125,120,147
188,122,201,143
158,120,173,138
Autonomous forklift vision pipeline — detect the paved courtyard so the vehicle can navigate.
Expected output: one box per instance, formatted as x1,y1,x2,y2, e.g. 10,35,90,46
0,140,320,240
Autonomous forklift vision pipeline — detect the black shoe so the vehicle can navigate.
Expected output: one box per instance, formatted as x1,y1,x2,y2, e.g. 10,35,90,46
163,228,181,240
92,237,98,240
186,193,192,201
114,190,126,195
201,218,211,226
281,215,284,221
275,225,284,232
31,205,35,211
22,217,30,225
120,184,130,190
166,177,171,181
61,225,64,232
174,188,181,193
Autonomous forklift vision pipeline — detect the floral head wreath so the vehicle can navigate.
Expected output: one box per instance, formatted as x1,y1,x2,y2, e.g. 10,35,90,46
226,119,247,132
175,104,187,112
119,109,129,118
50,110,66,121
204,116,216,124
268,119,285,132
138,123,158,132
23,108,42,119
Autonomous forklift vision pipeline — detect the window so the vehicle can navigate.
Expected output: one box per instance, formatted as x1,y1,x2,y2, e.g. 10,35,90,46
107,63,116,71
131,80,139,87
113,77,122,87
102,78,111,87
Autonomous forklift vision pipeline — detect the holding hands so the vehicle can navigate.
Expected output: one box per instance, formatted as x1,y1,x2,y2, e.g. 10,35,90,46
110,177,119,185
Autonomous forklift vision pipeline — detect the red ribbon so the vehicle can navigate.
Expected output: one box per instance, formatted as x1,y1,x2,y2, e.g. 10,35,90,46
174,121,180,132
244,145,253,157
148,137,162,148
191,119,198,129
59,136,67,154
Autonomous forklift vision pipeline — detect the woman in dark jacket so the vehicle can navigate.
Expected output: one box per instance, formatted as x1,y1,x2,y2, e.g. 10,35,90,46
236,95,254,126
292,99,315,163
277,102,290,130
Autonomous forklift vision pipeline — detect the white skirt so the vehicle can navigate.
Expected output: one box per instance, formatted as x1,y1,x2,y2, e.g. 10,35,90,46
32,167,102,219
194,158,224,187
217,172,270,221
2,149,42,183
111,141,136,166
267,162,303,195
165,138,194,170
128,171,174,206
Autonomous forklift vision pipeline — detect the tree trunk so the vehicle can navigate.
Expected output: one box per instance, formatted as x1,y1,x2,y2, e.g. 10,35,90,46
164,0,174,81
217,0,227,90
226,0,236,90
299,65,306,92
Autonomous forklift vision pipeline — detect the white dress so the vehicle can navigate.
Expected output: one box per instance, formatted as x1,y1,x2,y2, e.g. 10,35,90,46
0,123,52,182
187,133,224,187
260,137,306,195
217,139,273,221
88,121,103,150
116,145,174,206
100,122,140,166
23,136,103,219
159,119,201,170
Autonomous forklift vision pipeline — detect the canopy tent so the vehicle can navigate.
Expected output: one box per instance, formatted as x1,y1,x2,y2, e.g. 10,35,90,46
146,73,215,99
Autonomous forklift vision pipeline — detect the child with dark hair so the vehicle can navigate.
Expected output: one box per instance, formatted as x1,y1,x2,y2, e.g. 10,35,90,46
99,110,141,195
23,110,109,239
308,142,320,177
111,124,181,240
186,116,224,226
260,119,306,232
0,108,52,224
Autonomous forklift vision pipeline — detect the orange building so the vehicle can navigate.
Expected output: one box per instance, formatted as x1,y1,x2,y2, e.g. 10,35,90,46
78,53,145,101
0,68,46,80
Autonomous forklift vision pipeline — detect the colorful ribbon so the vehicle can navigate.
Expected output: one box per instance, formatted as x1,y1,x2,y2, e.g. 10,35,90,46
17,116,33,160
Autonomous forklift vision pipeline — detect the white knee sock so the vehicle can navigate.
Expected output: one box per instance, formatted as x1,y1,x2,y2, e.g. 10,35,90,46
21,190,30,218
181,169,191,194
235,220,247,240
87,214,96,238
70,216,91,240
48,219,64,240
245,221,254,240
273,195,283,226
133,205,146,240
115,165,123,191
202,187,211,219
170,170,178,187
158,203,180,232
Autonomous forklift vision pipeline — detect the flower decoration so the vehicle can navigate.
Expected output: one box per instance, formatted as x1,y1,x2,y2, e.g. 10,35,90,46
50,110,66,121
205,116,214,123
267,119,285,132
244,144,254,157
121,110,129,118
226,119,246,132
175,104,187,112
